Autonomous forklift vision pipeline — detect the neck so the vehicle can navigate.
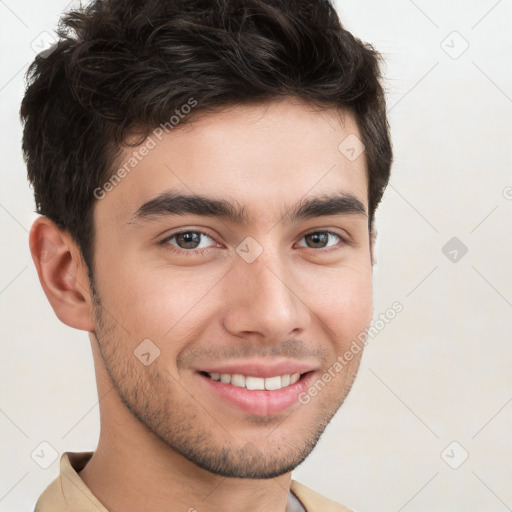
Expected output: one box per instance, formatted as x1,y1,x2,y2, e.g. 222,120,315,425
79,438,292,512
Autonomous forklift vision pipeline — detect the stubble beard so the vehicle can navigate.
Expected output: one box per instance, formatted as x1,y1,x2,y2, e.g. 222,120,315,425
90,289,361,479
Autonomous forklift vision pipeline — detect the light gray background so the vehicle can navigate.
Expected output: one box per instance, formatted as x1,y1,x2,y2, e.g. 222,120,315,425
1,1,511,511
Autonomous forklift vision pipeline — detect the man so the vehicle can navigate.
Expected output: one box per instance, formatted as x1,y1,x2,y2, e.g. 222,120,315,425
21,0,392,510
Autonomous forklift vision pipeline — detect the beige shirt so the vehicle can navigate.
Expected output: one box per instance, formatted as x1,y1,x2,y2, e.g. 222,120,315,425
34,452,353,512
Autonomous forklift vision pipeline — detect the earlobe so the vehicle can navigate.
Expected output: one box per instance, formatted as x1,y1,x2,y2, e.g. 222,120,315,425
29,216,95,331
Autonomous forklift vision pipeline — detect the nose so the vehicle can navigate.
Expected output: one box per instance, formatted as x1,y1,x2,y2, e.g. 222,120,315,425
221,245,311,344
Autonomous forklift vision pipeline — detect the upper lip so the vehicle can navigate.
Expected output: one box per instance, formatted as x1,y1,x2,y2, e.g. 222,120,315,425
196,360,317,378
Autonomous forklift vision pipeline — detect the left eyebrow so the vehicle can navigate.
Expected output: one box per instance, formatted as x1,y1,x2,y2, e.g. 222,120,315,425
127,190,367,226
283,192,367,223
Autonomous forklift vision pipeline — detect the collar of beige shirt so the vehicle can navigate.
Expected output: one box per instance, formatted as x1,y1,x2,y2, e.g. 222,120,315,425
34,452,353,512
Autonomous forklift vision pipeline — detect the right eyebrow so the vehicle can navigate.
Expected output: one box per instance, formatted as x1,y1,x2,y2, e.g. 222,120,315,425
127,191,249,225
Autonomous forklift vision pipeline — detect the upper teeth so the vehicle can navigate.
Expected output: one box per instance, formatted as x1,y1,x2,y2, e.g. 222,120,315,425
208,372,301,390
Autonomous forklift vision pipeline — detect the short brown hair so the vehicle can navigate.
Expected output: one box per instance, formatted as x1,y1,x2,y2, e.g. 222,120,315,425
20,0,392,280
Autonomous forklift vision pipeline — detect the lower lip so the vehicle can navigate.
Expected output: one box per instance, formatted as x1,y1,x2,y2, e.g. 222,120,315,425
197,372,315,416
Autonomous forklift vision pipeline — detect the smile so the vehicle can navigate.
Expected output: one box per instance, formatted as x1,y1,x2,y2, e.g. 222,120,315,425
205,372,302,390
197,369,315,416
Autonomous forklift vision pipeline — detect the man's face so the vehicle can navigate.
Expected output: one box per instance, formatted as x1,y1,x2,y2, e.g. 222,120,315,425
90,98,373,478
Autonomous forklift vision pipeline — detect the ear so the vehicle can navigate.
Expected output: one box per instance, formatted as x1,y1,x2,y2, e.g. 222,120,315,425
369,225,377,267
29,216,95,331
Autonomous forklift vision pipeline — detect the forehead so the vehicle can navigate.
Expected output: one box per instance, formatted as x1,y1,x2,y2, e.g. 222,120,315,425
95,98,368,227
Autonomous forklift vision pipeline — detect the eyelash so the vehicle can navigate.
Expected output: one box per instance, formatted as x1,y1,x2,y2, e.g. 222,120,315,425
159,229,348,257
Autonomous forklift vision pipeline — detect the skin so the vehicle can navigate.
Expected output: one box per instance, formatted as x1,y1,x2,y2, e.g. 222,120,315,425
29,97,374,512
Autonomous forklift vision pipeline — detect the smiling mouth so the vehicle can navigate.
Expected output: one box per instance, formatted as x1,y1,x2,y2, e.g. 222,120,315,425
197,369,316,416
200,371,310,390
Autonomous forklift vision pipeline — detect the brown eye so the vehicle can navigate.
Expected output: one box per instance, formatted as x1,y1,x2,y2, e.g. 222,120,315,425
300,231,342,250
305,232,329,248
175,232,202,249
162,230,217,254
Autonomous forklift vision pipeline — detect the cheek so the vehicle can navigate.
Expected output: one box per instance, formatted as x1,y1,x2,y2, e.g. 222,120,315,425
306,263,373,346
94,252,223,341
